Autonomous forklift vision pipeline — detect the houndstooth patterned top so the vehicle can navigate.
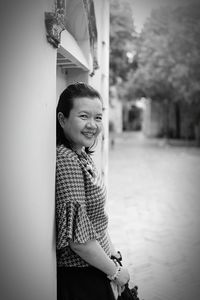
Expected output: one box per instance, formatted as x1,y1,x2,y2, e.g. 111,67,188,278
56,144,111,267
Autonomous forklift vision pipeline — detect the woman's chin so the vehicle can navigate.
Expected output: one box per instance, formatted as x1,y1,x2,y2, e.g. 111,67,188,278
83,139,95,149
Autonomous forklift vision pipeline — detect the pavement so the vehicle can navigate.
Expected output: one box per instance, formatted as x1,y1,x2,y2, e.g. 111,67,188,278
106,132,200,300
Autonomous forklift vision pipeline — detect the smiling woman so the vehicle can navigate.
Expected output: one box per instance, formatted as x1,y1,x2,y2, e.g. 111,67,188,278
57,96,103,154
56,82,130,300
56,82,103,154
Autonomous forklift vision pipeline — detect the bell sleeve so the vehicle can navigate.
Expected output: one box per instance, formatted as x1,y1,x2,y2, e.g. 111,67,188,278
56,154,98,254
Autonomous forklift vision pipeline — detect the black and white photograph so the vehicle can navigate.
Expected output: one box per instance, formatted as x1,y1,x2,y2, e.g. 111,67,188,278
0,0,199,299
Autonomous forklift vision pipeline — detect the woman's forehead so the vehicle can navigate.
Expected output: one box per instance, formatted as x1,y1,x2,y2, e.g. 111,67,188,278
72,97,103,111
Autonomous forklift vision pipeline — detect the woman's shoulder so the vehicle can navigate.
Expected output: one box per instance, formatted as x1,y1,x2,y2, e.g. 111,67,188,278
56,145,84,182
57,144,78,163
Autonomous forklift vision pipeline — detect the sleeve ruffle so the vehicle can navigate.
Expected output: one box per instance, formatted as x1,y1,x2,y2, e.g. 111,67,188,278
56,200,98,252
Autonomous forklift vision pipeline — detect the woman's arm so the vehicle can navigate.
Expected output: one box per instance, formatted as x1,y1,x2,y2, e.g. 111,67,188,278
69,239,130,286
106,231,121,260
69,239,116,275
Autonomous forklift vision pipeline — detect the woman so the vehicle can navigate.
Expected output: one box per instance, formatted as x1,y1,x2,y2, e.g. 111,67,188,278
56,82,130,300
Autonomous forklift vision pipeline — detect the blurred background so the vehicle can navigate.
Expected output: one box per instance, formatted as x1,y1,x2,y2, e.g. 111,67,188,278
109,0,200,144
108,1,200,300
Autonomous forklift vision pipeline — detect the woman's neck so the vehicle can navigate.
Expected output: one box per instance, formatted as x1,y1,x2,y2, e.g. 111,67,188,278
70,143,84,155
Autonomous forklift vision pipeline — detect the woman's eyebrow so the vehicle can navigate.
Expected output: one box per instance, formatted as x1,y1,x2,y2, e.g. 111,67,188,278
78,110,102,114
78,110,89,113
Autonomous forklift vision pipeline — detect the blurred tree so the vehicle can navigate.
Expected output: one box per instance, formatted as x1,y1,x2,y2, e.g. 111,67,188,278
109,0,137,87
127,2,200,138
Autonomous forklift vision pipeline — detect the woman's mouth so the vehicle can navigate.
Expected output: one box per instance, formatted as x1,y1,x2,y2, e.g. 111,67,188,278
82,131,96,138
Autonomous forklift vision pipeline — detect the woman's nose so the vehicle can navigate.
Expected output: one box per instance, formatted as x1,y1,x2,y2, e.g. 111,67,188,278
86,119,97,128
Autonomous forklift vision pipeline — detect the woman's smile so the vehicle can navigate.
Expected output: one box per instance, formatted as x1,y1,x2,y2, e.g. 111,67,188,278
82,131,96,138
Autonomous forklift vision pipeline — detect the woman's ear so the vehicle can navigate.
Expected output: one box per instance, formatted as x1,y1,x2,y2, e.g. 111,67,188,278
57,112,65,128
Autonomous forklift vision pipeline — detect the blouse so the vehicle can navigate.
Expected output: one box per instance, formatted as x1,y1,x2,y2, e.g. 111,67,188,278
56,144,111,267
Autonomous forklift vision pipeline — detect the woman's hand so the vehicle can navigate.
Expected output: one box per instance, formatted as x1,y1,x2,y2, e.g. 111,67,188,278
115,266,130,287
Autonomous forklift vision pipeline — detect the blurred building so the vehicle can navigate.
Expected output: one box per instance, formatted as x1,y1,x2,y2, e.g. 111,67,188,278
142,98,164,137
0,1,110,299
142,98,200,143
109,86,123,134
123,100,143,131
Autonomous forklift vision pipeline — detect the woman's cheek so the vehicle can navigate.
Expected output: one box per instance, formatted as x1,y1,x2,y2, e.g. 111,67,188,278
98,124,103,134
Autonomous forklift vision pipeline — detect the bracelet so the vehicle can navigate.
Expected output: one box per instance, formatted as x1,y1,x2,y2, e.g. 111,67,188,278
107,265,121,281
110,251,122,262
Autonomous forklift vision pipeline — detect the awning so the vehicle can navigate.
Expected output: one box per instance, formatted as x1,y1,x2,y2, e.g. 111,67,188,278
57,30,89,71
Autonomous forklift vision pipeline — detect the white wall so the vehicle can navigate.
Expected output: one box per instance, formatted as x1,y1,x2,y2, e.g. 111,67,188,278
56,66,67,101
90,0,110,179
67,68,89,85
0,1,57,299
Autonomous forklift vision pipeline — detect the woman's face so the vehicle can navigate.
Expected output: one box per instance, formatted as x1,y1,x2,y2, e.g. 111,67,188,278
60,96,103,153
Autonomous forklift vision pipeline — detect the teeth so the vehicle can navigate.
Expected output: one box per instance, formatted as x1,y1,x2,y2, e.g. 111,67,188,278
83,132,94,138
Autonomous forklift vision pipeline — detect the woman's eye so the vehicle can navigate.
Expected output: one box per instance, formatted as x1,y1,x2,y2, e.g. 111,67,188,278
80,114,88,119
96,116,102,121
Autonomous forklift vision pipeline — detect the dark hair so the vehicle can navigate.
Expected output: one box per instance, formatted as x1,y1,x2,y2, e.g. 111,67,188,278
56,82,102,154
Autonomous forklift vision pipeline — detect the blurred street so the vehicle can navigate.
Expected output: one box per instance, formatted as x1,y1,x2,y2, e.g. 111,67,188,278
107,132,200,300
